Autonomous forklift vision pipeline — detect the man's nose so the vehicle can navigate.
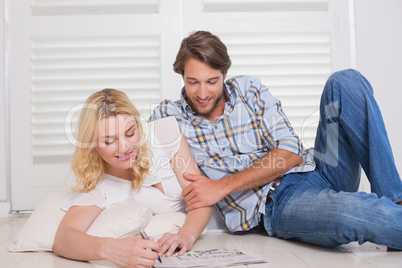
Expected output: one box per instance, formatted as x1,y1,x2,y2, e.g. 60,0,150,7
198,84,208,100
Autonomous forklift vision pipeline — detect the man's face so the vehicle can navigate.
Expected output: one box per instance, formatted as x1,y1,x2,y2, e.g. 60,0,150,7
183,58,227,121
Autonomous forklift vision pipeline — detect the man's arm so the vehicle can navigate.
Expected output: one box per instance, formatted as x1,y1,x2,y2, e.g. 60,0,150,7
182,148,303,211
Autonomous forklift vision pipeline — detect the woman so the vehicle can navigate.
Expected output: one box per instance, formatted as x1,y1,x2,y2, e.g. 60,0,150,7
52,88,211,268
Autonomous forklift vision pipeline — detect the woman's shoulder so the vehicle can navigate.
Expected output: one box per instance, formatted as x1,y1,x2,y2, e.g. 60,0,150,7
147,116,178,130
146,116,181,151
61,186,106,211
61,175,130,211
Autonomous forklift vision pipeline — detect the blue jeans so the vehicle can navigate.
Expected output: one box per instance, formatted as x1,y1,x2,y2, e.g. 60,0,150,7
263,69,402,248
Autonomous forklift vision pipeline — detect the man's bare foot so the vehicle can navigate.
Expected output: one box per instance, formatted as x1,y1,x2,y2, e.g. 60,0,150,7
397,201,402,206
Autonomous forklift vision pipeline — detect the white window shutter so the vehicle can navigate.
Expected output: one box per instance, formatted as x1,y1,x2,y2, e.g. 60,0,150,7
9,0,353,210
9,0,181,210
31,35,161,161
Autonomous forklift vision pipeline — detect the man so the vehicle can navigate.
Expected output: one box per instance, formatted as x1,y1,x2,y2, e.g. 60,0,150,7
150,31,402,249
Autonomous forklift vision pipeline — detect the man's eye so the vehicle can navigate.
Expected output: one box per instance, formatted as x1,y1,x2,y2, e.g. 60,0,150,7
208,81,217,85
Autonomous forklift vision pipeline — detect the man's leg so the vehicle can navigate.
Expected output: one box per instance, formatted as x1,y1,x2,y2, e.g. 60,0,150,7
313,69,402,202
264,171,402,249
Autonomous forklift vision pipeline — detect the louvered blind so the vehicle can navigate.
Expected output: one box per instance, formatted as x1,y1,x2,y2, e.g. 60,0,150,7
221,32,330,148
31,35,161,161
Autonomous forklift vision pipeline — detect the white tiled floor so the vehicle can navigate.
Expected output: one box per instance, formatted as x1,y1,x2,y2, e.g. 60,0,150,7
1,216,402,268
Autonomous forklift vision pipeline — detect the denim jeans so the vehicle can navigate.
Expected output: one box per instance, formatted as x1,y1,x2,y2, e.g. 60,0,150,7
263,69,402,248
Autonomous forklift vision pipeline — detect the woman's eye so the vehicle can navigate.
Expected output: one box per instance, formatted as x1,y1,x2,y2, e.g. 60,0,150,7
104,140,114,145
126,132,135,138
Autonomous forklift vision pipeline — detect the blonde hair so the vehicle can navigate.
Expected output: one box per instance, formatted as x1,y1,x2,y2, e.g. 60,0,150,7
71,88,151,193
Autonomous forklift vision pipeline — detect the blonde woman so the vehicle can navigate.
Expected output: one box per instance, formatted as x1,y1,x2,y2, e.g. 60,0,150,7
53,88,211,268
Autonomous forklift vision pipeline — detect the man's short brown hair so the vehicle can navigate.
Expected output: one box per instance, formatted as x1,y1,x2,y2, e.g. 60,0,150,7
173,31,232,76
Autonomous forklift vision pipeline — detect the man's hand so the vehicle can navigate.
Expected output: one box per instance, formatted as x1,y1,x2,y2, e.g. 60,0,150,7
182,173,227,211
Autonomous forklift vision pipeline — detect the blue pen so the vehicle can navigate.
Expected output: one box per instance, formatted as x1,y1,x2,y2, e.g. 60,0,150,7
140,229,162,263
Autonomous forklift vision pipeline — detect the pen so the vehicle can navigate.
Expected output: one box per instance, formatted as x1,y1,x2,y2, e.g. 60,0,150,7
140,229,162,263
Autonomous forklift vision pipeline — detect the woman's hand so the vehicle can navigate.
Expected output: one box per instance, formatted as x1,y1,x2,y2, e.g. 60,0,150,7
54,205,161,268
157,232,195,257
105,236,161,268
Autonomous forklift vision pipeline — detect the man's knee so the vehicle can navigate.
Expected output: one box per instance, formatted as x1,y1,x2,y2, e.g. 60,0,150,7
327,69,364,85
324,68,373,97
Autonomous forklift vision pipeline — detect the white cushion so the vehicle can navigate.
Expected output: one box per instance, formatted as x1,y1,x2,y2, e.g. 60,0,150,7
145,211,207,241
8,190,153,252
145,212,187,240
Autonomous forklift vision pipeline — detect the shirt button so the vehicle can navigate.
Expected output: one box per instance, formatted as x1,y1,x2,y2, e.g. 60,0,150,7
222,147,225,151
214,126,217,129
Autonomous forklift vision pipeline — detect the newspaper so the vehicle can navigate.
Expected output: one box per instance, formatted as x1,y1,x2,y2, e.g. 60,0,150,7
154,248,266,268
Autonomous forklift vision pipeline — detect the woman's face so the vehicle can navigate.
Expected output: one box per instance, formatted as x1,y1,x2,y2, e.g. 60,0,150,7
96,114,141,177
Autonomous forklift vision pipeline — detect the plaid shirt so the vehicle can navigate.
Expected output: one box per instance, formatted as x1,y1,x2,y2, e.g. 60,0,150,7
149,75,315,232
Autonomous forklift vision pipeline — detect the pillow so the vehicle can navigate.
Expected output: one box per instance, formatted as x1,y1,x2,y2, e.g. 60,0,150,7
145,211,207,240
8,190,153,252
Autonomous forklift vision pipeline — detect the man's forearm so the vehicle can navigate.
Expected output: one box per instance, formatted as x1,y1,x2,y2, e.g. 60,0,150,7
181,148,303,211
218,148,303,195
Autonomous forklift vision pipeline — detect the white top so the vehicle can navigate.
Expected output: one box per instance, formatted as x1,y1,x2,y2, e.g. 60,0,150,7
62,116,186,214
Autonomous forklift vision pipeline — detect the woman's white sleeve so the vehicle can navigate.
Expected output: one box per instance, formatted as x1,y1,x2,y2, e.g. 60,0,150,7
61,188,106,211
148,116,182,159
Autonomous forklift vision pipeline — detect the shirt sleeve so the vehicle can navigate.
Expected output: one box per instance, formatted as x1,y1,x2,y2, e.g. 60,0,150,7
61,187,107,211
251,77,305,157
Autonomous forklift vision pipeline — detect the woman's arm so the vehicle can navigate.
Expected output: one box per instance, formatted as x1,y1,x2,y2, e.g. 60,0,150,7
53,205,160,267
157,128,212,257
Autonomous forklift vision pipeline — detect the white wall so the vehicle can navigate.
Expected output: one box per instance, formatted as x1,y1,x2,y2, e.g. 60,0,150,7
354,0,402,179
0,0,7,203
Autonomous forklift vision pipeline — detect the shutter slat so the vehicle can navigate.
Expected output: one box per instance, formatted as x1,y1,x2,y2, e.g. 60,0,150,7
32,57,160,69
203,0,328,13
31,0,160,16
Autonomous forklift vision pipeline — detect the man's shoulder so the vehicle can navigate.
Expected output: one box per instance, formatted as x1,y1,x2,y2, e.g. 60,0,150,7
226,75,265,92
227,75,262,84
226,76,270,103
150,98,183,120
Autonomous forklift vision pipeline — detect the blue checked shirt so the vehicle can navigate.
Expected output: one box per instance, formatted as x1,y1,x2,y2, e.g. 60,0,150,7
149,75,316,232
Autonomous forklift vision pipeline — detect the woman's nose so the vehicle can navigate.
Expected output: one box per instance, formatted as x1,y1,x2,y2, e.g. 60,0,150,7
118,138,129,154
